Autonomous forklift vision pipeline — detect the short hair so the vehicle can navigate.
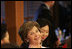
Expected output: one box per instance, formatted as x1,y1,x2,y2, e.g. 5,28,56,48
1,24,7,40
1,43,19,48
19,21,40,43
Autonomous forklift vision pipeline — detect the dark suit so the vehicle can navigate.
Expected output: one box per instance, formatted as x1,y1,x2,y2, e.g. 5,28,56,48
36,4,56,28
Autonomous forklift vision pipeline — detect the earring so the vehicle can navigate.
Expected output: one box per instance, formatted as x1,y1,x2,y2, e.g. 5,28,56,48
26,39,29,42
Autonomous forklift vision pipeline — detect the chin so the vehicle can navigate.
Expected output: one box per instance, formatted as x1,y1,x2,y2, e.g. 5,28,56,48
35,40,41,44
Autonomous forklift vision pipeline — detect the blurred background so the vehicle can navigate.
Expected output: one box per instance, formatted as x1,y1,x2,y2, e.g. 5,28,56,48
1,1,71,48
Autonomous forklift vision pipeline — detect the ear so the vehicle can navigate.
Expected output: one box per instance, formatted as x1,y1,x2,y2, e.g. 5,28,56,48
26,39,29,42
25,38,29,42
26,35,29,42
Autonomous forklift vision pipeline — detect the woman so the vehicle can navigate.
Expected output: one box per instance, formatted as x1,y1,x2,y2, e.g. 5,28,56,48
19,21,46,48
37,18,59,48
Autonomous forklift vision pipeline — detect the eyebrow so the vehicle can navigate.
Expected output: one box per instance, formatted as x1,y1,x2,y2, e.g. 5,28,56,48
41,29,48,32
29,31,34,34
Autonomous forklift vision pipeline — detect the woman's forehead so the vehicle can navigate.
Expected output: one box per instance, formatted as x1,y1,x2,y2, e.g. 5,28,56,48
41,25,49,29
28,26,38,32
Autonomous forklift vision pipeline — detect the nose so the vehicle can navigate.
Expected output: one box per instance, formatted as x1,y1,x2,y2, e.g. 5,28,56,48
35,33,40,38
35,34,39,37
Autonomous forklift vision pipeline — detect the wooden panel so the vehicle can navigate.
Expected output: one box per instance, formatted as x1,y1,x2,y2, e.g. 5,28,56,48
5,1,24,46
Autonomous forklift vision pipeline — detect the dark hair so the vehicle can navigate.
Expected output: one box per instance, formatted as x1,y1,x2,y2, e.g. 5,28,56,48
42,1,49,2
37,18,58,48
37,18,52,28
1,24,7,40
19,21,40,43
1,43,19,48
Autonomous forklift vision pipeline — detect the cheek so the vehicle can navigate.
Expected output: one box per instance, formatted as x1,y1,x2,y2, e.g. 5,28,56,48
47,33,49,37
41,33,48,39
28,35,34,41
44,35,48,38
41,33,44,37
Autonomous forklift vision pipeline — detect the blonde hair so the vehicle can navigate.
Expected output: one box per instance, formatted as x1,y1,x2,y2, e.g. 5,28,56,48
19,21,40,43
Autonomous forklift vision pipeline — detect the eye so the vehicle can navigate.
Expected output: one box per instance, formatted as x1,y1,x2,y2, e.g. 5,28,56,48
30,32,34,35
41,31,44,33
36,30,39,33
40,30,44,33
46,31,49,33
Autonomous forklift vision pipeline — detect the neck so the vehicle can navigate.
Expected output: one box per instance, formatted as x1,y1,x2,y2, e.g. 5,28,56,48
29,42,41,48
29,44,41,48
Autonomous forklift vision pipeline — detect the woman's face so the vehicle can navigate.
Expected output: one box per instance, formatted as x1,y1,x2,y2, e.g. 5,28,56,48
27,26,41,44
40,25,49,41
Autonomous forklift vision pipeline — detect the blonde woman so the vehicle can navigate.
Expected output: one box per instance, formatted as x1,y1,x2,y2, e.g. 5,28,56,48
19,21,46,48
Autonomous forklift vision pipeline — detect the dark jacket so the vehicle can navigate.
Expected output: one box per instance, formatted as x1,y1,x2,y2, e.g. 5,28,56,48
36,4,55,28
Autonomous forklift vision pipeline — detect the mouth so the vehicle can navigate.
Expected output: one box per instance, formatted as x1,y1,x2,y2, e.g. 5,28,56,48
42,37,46,40
42,35,48,40
34,37,40,40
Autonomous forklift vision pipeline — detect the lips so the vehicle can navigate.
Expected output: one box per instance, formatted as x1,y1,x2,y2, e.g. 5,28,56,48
42,35,48,39
34,37,40,40
42,37,46,39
